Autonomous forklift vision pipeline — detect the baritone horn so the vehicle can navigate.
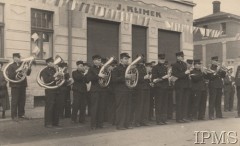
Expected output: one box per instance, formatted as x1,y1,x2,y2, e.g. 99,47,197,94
36,55,68,89
98,57,115,87
125,56,142,88
3,56,35,83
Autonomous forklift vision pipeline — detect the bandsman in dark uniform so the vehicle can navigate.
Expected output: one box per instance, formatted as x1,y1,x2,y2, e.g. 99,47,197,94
223,68,235,112
172,51,190,123
58,62,71,118
198,75,209,120
208,56,226,120
149,61,156,121
86,55,105,130
83,63,91,116
8,53,31,121
186,59,194,120
134,55,151,127
152,54,170,125
188,59,206,120
235,65,240,118
71,60,88,123
112,53,133,130
41,57,61,127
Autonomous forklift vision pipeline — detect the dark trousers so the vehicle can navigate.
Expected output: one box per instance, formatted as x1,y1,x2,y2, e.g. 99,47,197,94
134,89,150,124
190,90,202,119
155,88,168,123
115,90,132,129
71,91,86,123
209,88,223,118
106,90,116,124
149,88,155,120
224,87,235,111
59,87,71,118
167,88,174,119
11,87,26,118
44,89,60,126
236,86,240,116
90,91,105,128
86,92,91,116
175,87,189,121
198,90,207,119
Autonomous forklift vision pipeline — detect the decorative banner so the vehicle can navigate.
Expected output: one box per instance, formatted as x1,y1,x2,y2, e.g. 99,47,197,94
31,33,39,42
235,33,240,40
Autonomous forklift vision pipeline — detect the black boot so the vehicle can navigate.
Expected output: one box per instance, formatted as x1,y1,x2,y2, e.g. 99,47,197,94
2,111,5,119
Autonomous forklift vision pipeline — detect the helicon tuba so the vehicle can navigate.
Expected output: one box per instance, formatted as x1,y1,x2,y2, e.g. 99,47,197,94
98,57,115,87
36,55,68,89
3,56,35,83
125,56,142,89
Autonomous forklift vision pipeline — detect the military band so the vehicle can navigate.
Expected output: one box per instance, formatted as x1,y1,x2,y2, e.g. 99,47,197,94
4,51,240,129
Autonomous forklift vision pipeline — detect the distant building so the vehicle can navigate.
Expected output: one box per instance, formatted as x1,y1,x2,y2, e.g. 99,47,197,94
193,1,240,69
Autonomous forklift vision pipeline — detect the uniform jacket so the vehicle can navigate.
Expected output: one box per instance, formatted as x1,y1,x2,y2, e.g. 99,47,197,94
0,71,8,98
172,60,190,88
40,66,58,92
235,66,240,86
72,70,87,93
190,68,206,91
112,63,131,91
223,75,235,91
152,63,169,89
8,62,31,88
208,64,226,89
86,65,102,92
136,64,150,90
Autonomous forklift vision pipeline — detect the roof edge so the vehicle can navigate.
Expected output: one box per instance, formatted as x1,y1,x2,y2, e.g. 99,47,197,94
168,0,196,7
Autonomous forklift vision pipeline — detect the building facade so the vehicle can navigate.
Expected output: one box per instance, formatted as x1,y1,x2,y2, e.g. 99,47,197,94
193,1,240,70
0,0,195,108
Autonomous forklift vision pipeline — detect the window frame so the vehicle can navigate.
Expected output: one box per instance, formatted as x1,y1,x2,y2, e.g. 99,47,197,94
31,9,54,61
0,3,4,58
220,22,226,35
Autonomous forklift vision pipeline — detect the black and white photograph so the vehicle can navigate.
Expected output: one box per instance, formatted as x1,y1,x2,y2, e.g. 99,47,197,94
0,0,240,145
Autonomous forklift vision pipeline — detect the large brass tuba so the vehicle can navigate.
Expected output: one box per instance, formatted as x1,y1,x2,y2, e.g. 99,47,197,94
36,55,70,89
125,56,142,88
98,57,115,87
3,56,35,83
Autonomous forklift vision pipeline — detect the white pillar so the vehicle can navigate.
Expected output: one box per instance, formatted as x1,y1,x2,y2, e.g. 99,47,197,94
222,41,227,64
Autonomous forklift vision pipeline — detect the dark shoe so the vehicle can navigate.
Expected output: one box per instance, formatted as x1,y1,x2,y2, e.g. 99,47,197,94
182,119,189,122
12,117,19,122
18,115,29,120
176,120,184,123
140,123,149,126
162,121,167,125
91,127,96,130
45,125,53,128
97,125,104,129
134,123,141,127
235,115,240,118
157,122,164,125
209,117,215,120
116,127,126,130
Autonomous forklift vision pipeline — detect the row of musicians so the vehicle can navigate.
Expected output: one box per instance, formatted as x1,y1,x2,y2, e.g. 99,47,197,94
41,51,230,130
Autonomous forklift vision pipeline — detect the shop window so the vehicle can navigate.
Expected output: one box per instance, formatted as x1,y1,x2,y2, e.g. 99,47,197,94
31,9,53,60
0,4,4,58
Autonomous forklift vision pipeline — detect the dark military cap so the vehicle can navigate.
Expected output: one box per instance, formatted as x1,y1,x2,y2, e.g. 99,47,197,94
92,55,101,60
120,53,130,59
46,57,54,63
83,63,90,67
13,53,21,58
211,56,218,61
194,59,201,65
176,51,184,57
58,62,68,68
101,58,108,64
76,60,84,66
158,54,165,59
186,59,194,64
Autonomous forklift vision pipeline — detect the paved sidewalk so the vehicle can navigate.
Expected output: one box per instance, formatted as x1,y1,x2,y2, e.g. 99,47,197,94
0,107,44,122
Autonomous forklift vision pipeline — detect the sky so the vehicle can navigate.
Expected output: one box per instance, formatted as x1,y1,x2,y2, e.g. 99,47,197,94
192,0,240,19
